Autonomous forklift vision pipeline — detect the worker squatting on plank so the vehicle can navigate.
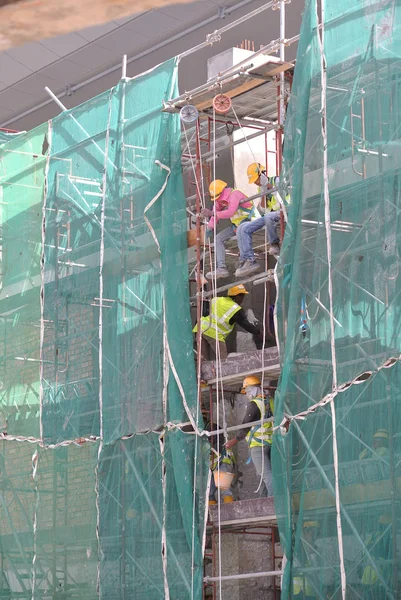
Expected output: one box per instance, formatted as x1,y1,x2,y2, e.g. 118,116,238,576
225,375,274,498
201,164,284,281
201,179,260,281
193,284,262,361
206,421,235,506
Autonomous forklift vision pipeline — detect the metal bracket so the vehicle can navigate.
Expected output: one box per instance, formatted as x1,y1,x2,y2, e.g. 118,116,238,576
65,84,75,97
218,6,227,19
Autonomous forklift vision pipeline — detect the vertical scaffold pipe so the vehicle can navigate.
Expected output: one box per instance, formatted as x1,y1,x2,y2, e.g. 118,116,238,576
195,119,203,402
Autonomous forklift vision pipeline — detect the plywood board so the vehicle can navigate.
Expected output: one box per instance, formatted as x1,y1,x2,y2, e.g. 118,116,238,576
167,57,293,113
0,0,191,50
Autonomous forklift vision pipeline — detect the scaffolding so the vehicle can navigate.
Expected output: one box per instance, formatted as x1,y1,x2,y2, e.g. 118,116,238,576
5,0,399,599
162,2,297,597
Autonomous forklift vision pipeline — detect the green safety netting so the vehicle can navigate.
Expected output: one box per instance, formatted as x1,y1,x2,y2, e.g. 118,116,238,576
0,131,23,148
0,58,208,598
274,0,401,598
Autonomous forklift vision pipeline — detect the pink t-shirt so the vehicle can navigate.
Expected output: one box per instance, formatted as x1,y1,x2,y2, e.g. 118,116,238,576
207,187,251,229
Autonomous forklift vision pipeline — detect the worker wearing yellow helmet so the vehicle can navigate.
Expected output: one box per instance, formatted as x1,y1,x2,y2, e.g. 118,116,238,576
359,429,389,460
359,512,392,596
235,163,283,278
193,285,262,361
225,375,274,497
293,521,320,599
201,179,259,280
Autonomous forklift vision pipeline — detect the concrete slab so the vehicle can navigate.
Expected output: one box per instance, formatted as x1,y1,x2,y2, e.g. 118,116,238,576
209,497,277,527
201,346,281,385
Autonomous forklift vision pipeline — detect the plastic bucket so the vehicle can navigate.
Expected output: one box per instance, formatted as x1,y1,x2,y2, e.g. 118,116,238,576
187,225,206,248
213,470,234,490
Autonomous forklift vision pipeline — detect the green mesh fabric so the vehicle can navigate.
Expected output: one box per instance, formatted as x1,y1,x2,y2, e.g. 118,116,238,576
0,59,208,598
274,1,401,598
0,125,47,439
0,131,22,147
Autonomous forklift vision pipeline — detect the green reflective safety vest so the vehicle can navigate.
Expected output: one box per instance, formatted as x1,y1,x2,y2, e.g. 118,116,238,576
361,528,391,586
245,395,274,448
210,448,235,471
260,175,291,212
293,573,315,597
229,189,259,228
193,296,242,342
359,445,389,461
264,176,281,212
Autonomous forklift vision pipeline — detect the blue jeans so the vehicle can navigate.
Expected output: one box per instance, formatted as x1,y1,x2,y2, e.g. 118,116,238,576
236,211,281,261
215,226,236,268
250,445,272,497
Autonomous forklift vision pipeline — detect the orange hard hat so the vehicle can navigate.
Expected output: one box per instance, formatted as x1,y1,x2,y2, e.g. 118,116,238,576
241,375,261,393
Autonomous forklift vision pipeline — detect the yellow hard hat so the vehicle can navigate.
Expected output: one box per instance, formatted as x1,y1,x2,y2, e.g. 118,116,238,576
373,429,389,440
209,179,227,200
303,521,319,529
247,162,266,184
241,375,261,394
227,284,249,297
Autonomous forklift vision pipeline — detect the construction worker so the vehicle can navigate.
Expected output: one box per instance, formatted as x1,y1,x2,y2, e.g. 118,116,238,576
207,423,235,505
293,521,320,599
359,429,389,460
235,163,281,278
359,513,392,598
201,179,259,280
225,375,273,497
193,284,261,361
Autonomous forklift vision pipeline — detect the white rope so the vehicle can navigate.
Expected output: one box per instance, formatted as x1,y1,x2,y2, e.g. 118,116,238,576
254,225,269,497
39,120,52,444
159,432,170,600
316,2,346,595
96,86,113,598
182,116,211,600
209,106,223,600
161,300,171,599
143,160,171,253
31,449,39,600
230,104,258,164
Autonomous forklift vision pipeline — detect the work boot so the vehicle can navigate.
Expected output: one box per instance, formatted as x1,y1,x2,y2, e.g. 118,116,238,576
206,266,229,280
223,495,234,503
235,260,261,278
268,243,280,257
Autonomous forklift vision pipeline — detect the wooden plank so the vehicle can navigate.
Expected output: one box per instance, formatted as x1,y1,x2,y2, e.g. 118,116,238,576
171,58,293,112
0,0,192,50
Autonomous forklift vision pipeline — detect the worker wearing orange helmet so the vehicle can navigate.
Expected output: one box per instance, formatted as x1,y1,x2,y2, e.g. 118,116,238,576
225,375,274,497
235,163,282,278
201,179,259,280
193,285,262,361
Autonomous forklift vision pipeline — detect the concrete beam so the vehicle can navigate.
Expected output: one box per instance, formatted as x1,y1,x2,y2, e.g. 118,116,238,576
0,0,191,50
208,497,277,527
201,347,281,385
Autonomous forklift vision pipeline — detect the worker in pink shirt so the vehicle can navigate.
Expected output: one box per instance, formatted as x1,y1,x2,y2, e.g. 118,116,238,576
201,179,259,280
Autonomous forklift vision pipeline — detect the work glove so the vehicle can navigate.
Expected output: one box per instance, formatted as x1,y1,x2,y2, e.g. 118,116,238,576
201,207,213,218
206,228,213,240
253,332,264,350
